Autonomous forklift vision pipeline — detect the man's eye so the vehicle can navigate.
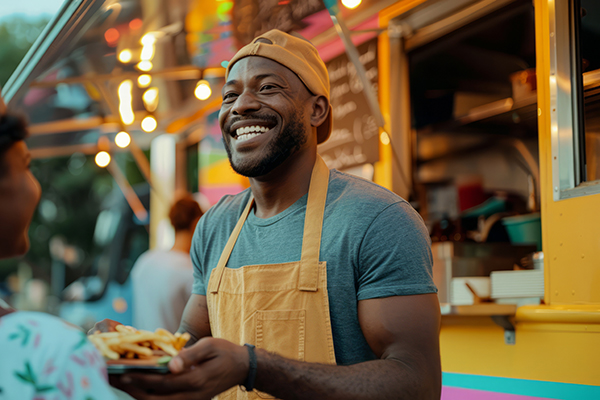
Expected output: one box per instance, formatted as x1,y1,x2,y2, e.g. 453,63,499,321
223,93,238,101
260,84,277,91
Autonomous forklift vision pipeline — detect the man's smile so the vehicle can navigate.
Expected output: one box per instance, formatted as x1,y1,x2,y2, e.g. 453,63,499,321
229,118,277,143
234,124,271,142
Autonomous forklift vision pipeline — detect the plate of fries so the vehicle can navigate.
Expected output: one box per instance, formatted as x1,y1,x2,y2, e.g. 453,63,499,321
89,325,190,374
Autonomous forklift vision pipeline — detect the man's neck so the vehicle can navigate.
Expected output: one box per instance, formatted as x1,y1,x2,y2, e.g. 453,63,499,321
249,148,317,219
171,231,193,253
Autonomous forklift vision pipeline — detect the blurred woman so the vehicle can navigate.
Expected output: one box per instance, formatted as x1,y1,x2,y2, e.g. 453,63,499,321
0,112,118,399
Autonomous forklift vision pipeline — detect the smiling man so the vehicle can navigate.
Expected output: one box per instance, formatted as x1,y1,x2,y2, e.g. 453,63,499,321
113,29,441,400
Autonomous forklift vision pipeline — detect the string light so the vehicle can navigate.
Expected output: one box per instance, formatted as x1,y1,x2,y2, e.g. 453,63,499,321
118,49,132,63
95,151,111,167
136,61,153,71
118,80,134,125
141,115,157,132
142,87,159,112
115,131,131,148
141,42,155,61
138,74,152,88
194,80,212,100
141,33,157,46
140,33,156,68
341,0,362,9
380,131,390,145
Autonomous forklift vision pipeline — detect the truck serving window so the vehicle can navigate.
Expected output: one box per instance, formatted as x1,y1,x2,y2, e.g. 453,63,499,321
574,0,600,183
550,0,600,199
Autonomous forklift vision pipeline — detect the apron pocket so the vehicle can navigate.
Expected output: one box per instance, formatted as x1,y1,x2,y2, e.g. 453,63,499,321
255,309,306,362
255,310,306,400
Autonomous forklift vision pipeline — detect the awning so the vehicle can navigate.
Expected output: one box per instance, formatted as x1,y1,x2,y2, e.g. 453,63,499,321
2,0,393,159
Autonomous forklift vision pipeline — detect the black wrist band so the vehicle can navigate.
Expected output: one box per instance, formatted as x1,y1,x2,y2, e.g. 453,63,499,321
243,343,257,391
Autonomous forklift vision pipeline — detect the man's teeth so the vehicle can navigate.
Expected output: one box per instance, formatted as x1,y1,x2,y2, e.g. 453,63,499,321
236,132,261,142
235,125,270,141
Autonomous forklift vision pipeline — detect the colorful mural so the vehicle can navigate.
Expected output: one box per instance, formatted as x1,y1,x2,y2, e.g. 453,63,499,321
186,0,237,68
198,109,248,206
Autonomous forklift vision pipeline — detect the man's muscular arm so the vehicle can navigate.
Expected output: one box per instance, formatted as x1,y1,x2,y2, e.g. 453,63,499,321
251,293,441,400
178,294,211,345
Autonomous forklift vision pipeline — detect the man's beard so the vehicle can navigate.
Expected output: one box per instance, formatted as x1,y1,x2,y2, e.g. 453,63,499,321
223,109,307,178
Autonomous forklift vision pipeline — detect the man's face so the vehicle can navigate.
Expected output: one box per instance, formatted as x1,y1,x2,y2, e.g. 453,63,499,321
219,57,314,178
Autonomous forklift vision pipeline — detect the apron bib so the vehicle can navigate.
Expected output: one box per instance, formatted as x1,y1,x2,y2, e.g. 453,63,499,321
207,155,336,400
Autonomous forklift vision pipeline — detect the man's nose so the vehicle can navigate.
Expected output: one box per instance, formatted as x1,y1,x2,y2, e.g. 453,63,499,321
231,90,260,115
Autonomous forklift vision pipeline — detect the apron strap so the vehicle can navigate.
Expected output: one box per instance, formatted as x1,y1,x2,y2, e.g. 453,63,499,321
209,155,330,294
209,194,255,294
298,155,330,292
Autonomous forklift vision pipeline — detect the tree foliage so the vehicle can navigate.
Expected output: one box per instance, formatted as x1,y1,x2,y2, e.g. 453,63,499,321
0,15,50,88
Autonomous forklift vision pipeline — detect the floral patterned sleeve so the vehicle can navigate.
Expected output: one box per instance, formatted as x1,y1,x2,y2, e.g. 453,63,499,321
0,311,117,400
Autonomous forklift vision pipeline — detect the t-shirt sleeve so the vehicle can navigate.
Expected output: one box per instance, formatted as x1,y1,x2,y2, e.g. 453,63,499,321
356,201,437,300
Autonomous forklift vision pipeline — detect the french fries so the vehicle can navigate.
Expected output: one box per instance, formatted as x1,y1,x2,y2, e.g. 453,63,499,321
89,325,190,360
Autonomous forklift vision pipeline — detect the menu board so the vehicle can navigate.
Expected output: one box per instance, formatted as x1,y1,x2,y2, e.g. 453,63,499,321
232,0,325,45
318,39,380,171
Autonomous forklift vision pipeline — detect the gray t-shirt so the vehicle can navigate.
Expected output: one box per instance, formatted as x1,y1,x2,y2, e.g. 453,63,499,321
191,169,436,365
132,250,193,333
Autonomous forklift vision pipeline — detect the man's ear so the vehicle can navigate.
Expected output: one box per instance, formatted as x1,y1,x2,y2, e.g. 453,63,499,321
310,95,329,128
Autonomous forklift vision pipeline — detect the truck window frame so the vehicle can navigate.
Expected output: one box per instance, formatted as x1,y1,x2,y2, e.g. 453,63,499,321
548,0,600,200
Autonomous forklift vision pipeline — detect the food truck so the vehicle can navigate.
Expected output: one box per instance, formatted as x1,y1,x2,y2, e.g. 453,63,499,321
2,0,599,398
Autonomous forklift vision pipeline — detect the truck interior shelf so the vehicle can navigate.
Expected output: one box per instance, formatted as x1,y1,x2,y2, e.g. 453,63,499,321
440,303,517,316
417,94,538,138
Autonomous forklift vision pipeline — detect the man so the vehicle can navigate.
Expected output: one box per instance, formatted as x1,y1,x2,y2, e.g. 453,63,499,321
131,196,202,333
111,30,441,399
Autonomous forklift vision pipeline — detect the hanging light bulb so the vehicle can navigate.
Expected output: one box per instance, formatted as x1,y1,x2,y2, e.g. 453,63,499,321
140,42,155,61
139,33,156,72
115,131,131,148
118,49,132,63
142,87,159,112
138,74,152,88
140,33,157,46
194,80,212,100
118,80,134,125
141,115,157,132
136,61,153,72
380,131,390,145
341,0,362,9
95,151,111,167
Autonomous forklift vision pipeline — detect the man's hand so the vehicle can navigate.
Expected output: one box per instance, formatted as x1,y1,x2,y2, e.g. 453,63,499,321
87,318,122,335
111,337,249,400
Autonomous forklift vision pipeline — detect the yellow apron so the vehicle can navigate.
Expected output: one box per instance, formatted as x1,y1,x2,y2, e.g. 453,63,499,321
206,155,336,400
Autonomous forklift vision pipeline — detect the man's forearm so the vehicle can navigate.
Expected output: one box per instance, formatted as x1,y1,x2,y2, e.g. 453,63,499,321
178,295,212,346
177,321,210,346
253,349,438,400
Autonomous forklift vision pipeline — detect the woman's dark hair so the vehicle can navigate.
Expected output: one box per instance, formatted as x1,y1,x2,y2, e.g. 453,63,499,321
169,196,203,231
0,113,29,170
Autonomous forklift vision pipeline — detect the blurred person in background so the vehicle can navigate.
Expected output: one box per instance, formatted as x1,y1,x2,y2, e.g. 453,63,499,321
0,111,118,399
131,196,203,333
